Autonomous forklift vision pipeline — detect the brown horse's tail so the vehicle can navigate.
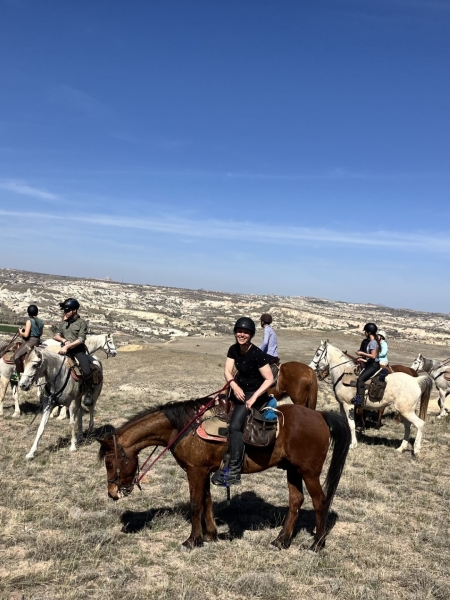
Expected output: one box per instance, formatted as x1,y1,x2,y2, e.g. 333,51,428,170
418,374,433,421
321,412,351,523
307,371,318,410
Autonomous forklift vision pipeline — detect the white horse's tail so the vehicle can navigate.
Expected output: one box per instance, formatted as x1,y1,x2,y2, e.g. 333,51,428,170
418,374,433,421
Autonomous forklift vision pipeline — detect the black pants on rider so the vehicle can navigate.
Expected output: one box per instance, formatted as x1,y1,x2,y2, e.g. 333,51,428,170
212,392,268,486
67,344,94,406
356,361,379,403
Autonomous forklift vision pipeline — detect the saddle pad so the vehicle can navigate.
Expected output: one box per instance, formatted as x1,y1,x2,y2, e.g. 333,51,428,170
196,423,226,443
342,373,358,386
202,416,229,438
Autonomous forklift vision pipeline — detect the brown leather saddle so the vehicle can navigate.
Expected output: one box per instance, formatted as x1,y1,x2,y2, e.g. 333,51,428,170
341,369,388,402
196,394,279,447
1,342,22,365
65,356,103,385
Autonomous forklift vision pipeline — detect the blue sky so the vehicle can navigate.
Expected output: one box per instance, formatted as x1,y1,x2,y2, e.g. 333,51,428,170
0,0,449,312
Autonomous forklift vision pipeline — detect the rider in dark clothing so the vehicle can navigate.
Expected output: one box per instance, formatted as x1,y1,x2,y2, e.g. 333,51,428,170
212,317,274,487
53,298,94,407
353,322,380,406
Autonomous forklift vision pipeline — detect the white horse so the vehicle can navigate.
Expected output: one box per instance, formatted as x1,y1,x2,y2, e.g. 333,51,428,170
19,347,103,460
40,333,116,420
0,337,21,417
309,341,433,455
411,353,450,418
41,333,117,358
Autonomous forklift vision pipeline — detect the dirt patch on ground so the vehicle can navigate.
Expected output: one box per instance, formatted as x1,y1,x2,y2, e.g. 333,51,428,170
0,329,449,599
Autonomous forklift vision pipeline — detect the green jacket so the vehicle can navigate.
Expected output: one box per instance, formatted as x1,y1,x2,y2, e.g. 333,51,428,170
56,315,88,344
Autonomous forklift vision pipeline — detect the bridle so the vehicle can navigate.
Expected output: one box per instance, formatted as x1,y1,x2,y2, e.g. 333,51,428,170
102,335,117,358
105,434,141,496
311,343,355,383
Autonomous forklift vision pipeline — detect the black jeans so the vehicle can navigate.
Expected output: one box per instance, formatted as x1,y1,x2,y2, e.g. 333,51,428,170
67,344,91,377
229,392,268,460
357,361,379,399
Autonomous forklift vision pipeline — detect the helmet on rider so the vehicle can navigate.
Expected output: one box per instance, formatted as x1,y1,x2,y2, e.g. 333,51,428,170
27,304,39,317
59,298,80,313
377,330,387,339
363,322,378,335
260,313,273,325
234,317,256,336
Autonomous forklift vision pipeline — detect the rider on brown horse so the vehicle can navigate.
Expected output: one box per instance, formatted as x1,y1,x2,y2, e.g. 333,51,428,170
53,298,95,407
212,317,274,487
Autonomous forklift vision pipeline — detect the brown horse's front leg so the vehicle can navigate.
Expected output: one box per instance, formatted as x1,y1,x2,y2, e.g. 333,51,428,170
182,467,210,550
202,474,218,542
271,467,304,550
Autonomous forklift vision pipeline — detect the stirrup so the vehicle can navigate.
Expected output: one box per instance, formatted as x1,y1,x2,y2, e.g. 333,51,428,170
352,395,363,407
211,468,241,487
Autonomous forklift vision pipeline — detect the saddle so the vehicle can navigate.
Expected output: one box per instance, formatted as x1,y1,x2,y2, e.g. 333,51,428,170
196,395,279,447
65,356,103,385
1,342,21,364
341,368,389,403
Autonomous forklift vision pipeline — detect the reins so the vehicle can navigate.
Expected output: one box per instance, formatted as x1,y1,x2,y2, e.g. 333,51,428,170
136,380,233,485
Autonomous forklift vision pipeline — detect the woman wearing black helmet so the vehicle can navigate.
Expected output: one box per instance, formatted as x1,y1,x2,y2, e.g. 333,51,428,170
212,317,274,487
13,305,44,376
353,322,380,407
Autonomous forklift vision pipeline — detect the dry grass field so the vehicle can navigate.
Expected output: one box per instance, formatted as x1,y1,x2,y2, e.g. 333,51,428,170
0,330,449,600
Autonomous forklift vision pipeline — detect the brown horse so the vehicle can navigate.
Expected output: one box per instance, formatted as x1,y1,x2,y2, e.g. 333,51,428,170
268,361,318,409
97,398,350,551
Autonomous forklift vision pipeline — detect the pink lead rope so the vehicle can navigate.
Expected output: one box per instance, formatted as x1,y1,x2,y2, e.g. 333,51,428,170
136,380,233,485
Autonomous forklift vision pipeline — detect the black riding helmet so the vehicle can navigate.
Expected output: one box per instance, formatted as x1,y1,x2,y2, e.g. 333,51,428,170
363,322,378,335
27,304,38,317
59,298,80,312
234,317,256,336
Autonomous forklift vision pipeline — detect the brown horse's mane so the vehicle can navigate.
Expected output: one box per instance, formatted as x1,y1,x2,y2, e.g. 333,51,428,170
98,397,209,458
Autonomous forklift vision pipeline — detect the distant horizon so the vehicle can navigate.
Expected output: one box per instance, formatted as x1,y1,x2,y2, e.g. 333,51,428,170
1,265,447,317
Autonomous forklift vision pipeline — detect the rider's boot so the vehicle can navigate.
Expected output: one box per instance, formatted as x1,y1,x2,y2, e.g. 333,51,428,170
352,393,363,407
212,440,244,487
83,373,95,407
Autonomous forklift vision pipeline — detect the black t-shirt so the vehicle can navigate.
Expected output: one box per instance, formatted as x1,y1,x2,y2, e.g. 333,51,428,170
227,343,270,392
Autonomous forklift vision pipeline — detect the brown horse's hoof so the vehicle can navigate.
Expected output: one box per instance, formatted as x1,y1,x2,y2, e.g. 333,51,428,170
181,537,204,551
203,532,218,543
270,536,291,550
309,539,325,552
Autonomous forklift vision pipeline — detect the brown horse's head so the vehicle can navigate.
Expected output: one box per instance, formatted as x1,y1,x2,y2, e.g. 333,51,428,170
97,433,139,500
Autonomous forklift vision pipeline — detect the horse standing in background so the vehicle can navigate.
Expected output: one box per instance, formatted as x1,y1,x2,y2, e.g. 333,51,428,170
310,342,433,455
411,353,450,418
41,333,116,420
342,350,418,429
19,347,103,460
0,338,21,417
268,361,318,409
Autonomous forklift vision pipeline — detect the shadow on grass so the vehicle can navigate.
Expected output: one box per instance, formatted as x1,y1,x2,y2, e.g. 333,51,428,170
44,423,116,453
120,490,338,542
18,400,41,415
356,430,415,450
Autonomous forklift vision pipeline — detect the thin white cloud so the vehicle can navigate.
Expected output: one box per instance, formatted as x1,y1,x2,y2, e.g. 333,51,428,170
50,84,113,118
0,179,60,201
1,208,449,254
